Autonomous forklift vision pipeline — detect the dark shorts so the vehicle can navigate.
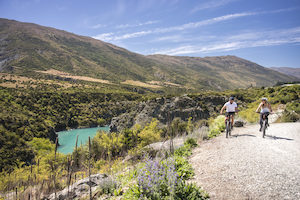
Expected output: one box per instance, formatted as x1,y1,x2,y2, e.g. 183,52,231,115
260,112,270,118
226,112,235,117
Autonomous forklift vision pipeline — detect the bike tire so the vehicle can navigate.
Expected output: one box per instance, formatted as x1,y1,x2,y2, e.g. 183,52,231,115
262,121,266,138
229,122,231,136
226,121,229,138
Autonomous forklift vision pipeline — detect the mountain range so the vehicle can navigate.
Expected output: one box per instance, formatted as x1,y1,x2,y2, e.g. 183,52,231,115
271,67,300,79
0,18,297,91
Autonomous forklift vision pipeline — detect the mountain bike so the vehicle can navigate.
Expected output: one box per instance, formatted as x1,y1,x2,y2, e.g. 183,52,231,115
257,112,270,138
261,113,269,138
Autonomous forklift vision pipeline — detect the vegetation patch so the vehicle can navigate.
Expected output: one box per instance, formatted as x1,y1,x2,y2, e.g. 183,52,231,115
121,80,162,89
36,69,111,84
208,115,226,138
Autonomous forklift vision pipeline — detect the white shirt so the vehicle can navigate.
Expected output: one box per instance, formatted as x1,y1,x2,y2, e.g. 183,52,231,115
261,107,270,113
224,101,237,112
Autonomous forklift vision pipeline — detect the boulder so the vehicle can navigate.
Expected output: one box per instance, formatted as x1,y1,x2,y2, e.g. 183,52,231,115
234,120,245,127
46,174,109,200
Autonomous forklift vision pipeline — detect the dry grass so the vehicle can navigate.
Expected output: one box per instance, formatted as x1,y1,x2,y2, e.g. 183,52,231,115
164,81,182,87
147,80,183,88
0,73,74,88
36,69,111,84
0,82,30,88
121,80,162,89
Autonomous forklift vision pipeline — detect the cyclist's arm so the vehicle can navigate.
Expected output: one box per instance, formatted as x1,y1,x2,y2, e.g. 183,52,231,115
220,105,226,114
235,106,238,113
255,103,262,113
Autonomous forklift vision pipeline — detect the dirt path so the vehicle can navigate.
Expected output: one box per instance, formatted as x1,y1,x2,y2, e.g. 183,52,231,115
190,122,300,200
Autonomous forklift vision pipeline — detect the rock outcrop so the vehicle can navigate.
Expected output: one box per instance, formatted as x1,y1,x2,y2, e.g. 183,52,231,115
110,95,225,132
46,174,109,200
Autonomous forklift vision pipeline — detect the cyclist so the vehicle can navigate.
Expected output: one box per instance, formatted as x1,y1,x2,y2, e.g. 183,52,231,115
255,97,273,132
220,97,238,128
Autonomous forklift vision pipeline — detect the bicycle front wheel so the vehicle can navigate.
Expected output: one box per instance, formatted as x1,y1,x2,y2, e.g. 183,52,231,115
226,121,229,138
262,121,266,138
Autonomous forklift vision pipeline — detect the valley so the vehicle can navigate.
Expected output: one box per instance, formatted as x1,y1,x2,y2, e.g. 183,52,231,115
0,17,300,200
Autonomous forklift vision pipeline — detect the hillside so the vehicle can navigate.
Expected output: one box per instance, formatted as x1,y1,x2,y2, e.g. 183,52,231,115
0,18,297,90
271,67,300,79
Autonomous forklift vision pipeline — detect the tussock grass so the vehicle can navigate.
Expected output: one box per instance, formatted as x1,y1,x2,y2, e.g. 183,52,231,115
208,115,226,138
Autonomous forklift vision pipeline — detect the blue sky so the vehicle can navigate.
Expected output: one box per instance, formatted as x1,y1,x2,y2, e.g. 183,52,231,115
1,0,300,68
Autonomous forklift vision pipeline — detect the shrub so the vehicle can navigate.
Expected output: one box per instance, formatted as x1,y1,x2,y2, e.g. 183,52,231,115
174,156,195,180
138,118,162,148
238,101,260,123
208,115,226,138
281,111,300,122
134,158,179,199
124,155,206,200
98,177,119,196
174,138,197,158
184,138,198,148
175,181,209,200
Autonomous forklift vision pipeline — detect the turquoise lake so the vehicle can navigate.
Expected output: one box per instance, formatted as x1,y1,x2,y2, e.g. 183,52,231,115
57,126,110,154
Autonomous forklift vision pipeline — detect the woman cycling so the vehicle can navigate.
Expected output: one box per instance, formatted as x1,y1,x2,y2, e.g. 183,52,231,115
255,97,273,132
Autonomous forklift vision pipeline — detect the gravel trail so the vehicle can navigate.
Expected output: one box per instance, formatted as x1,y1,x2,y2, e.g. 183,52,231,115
190,122,300,200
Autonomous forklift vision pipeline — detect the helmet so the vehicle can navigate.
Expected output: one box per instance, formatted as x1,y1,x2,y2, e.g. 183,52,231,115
229,97,234,101
261,97,268,101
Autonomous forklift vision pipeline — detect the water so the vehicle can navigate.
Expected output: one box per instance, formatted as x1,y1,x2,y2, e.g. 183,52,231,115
57,126,110,154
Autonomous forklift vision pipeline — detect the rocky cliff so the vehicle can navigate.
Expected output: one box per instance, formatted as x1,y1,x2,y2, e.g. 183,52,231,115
110,95,226,132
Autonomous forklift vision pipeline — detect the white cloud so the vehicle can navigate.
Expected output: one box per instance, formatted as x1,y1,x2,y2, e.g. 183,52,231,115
116,20,159,29
114,30,153,40
93,12,255,42
90,24,107,29
93,33,114,41
191,0,239,13
152,27,300,55
92,8,298,42
153,35,184,42
153,34,216,43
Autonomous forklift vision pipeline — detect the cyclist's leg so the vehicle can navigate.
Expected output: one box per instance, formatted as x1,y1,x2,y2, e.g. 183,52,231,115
225,112,229,124
265,112,270,126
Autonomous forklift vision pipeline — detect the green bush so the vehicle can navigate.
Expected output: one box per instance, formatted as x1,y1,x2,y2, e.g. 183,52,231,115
138,118,162,148
208,115,226,138
281,111,300,122
174,138,197,158
238,101,260,123
174,156,195,180
184,137,198,148
175,181,209,200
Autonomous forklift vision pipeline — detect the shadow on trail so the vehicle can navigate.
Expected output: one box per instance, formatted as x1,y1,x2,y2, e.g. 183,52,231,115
231,134,256,138
265,135,294,141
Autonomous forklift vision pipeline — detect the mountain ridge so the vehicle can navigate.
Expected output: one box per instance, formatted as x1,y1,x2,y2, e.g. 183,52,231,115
0,18,297,91
270,67,300,79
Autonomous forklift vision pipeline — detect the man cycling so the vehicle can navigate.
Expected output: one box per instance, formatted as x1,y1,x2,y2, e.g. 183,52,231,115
256,97,273,132
220,97,238,128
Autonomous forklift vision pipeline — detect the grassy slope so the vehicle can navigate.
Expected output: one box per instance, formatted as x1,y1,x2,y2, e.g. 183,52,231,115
0,18,297,91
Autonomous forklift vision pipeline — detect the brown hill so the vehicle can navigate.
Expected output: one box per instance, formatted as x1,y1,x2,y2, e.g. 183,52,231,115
0,18,296,90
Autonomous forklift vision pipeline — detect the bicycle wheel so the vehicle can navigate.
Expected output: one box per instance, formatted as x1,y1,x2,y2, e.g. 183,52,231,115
226,120,229,138
262,120,266,138
229,122,231,136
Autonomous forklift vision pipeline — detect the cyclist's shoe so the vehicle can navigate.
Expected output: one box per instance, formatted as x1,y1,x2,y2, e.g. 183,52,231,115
231,125,233,130
259,127,262,132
